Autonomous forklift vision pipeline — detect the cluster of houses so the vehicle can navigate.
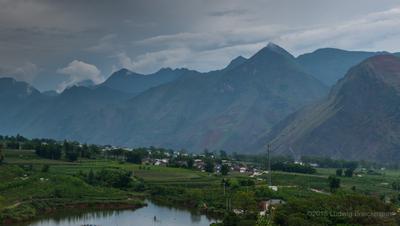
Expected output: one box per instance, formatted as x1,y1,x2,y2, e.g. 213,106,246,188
102,146,271,176
102,146,288,216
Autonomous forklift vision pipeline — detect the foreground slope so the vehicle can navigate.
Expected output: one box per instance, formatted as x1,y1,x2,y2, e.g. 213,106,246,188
263,55,400,163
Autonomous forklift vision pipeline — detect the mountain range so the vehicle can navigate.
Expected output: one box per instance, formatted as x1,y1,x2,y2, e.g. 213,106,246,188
1,43,400,163
260,55,400,163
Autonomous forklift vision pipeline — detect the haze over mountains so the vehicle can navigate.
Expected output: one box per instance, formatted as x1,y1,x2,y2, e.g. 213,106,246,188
262,55,400,164
2,43,400,163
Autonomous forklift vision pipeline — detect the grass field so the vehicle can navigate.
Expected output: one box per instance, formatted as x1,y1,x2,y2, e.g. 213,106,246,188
2,148,400,224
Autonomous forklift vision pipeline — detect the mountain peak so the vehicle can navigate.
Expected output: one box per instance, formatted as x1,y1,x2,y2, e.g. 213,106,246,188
266,42,293,57
0,77,40,97
250,42,295,62
225,56,247,70
352,54,400,89
157,67,173,73
113,68,138,76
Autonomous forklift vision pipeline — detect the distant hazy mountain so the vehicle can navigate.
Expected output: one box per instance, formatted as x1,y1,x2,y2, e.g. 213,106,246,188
42,90,59,97
0,43,328,152
80,43,327,151
100,68,200,94
75,79,96,87
223,56,247,71
0,78,45,135
297,48,386,86
0,77,40,99
262,55,400,163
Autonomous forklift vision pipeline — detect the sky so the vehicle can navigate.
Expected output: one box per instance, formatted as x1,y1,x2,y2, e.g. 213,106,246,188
1,0,400,91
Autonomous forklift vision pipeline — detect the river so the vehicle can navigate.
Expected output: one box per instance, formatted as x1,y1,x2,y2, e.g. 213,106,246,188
22,201,217,226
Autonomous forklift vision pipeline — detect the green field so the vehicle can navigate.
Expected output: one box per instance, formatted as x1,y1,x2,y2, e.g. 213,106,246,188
1,149,400,225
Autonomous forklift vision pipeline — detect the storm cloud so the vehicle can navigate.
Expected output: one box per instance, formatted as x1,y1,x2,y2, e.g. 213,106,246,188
1,0,400,90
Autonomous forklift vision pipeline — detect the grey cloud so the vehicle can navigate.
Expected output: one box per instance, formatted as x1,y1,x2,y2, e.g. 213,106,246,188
57,60,103,92
208,9,248,17
1,0,400,90
0,62,39,82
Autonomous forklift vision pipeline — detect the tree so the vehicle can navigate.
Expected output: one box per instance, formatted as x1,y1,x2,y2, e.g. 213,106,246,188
344,168,354,177
126,151,143,164
219,150,228,159
66,150,78,162
233,191,257,213
41,164,50,173
336,168,343,177
204,159,215,173
221,164,230,175
0,143,4,164
187,158,194,169
328,176,340,192
256,215,273,226
87,169,95,185
392,181,400,191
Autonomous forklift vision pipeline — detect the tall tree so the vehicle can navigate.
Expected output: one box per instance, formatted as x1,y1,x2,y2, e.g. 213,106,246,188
328,176,341,192
344,168,354,177
204,159,215,173
336,168,343,177
221,164,230,175
0,143,4,164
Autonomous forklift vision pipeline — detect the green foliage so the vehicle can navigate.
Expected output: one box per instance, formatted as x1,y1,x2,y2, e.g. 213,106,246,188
82,168,133,189
41,164,50,173
126,151,144,164
238,178,255,187
256,215,273,226
35,142,62,160
391,181,400,191
0,143,4,164
222,212,240,226
344,168,354,177
328,176,341,192
301,156,359,169
274,194,399,226
219,150,228,159
336,168,343,177
221,164,229,175
205,159,215,173
272,162,316,174
233,191,257,213
187,158,194,169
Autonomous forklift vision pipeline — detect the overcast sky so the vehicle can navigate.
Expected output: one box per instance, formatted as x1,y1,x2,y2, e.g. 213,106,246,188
1,0,400,91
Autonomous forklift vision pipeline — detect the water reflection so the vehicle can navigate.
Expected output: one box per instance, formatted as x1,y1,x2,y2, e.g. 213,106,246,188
22,201,216,226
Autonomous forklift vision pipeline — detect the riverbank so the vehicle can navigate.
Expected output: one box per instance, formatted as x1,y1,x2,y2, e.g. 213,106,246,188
0,195,146,225
0,161,146,225
22,200,217,226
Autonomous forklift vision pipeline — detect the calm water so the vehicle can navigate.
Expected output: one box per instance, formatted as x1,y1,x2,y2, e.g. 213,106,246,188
24,201,216,226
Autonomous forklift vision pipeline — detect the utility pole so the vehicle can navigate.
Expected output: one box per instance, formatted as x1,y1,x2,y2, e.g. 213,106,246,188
267,143,272,187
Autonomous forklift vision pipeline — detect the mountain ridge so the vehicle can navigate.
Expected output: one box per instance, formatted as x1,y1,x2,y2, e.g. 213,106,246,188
262,54,400,163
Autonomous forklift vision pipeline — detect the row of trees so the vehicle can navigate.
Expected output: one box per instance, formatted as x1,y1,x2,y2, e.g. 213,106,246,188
81,168,133,189
301,156,359,169
271,162,316,174
34,141,102,161
336,168,355,177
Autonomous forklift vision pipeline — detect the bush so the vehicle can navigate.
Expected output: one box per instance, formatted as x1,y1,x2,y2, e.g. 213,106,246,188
41,164,50,173
272,162,316,174
80,168,133,189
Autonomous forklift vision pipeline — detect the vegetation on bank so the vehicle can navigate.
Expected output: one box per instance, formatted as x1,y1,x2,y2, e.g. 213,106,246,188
1,135,400,225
